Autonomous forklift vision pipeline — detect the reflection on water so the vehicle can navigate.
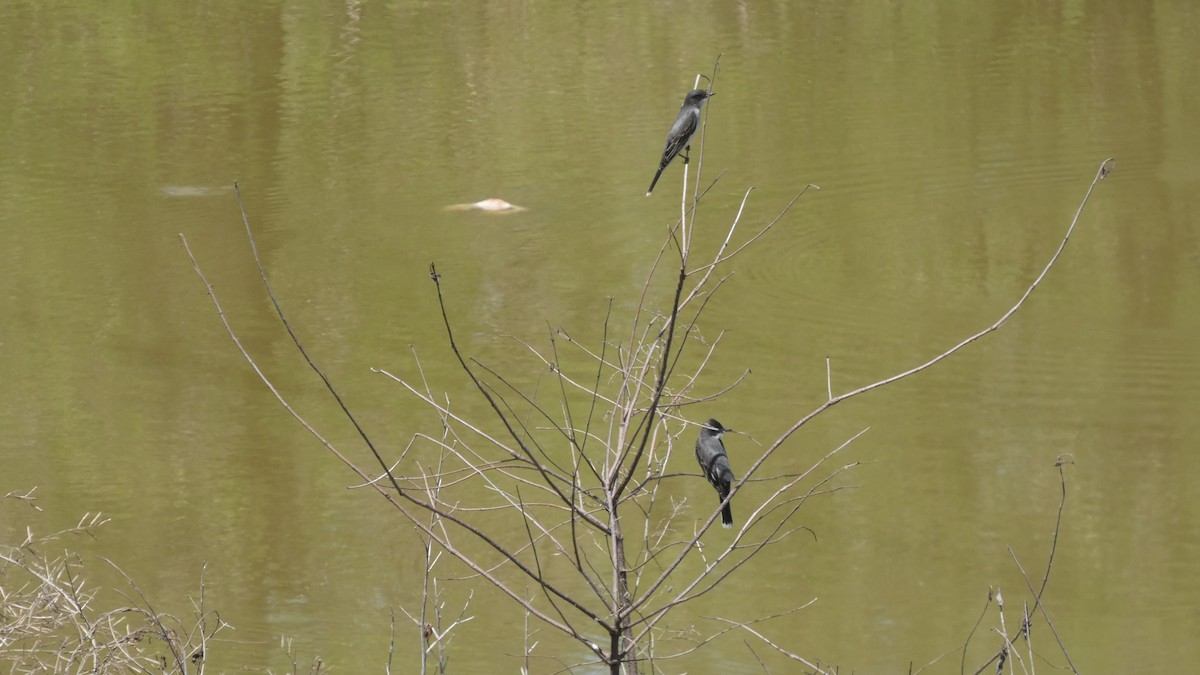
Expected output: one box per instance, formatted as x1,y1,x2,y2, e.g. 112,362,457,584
1,1,1198,672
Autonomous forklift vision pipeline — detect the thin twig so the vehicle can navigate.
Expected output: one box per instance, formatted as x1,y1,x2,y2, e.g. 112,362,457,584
232,183,404,497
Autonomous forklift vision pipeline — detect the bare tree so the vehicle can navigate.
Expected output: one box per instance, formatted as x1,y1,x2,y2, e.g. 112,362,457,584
951,456,1080,675
180,61,1112,671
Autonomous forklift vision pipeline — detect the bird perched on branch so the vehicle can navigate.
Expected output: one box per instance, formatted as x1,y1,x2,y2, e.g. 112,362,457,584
646,88,713,196
695,418,735,528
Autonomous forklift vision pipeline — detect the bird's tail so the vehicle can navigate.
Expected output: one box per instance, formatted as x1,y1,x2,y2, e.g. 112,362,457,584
646,168,665,196
721,503,733,529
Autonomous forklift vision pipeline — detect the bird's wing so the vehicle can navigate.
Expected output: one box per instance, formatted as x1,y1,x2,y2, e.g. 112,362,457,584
711,453,734,483
704,452,733,485
660,110,699,167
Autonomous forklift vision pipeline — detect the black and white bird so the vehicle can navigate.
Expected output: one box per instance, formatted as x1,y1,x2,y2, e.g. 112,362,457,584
695,418,735,528
646,88,713,196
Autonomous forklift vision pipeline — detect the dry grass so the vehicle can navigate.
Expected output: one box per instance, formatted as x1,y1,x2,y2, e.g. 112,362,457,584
1,488,229,674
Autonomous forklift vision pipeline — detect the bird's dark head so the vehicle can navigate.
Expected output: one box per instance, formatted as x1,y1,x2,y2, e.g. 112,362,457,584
686,89,713,105
702,418,731,436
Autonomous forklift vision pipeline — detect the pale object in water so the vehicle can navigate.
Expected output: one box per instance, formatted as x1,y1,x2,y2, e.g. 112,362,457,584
444,198,526,213
161,185,235,198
